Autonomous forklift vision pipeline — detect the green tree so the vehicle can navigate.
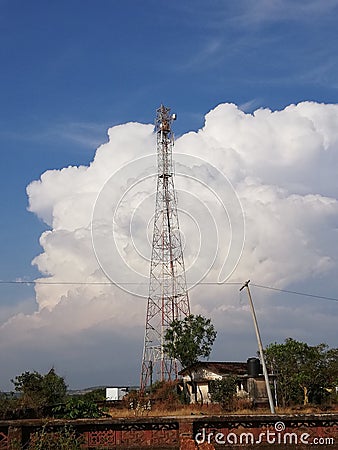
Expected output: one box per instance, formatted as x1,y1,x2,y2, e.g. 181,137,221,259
42,368,68,405
265,338,338,406
12,368,67,409
164,314,217,368
163,314,217,402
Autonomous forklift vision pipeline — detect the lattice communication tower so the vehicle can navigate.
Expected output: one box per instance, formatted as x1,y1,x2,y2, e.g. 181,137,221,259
140,105,191,389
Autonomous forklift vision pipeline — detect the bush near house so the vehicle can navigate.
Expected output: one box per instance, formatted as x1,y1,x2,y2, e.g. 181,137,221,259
209,376,238,410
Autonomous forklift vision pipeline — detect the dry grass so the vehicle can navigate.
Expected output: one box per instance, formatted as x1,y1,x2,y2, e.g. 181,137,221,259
274,405,338,414
106,404,221,418
103,382,338,418
105,403,338,418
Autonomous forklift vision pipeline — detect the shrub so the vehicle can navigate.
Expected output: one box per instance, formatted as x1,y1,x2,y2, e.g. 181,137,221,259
150,380,182,410
52,398,104,419
209,377,238,410
28,425,83,450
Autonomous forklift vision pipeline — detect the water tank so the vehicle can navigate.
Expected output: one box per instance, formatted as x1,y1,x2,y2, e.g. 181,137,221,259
247,357,260,377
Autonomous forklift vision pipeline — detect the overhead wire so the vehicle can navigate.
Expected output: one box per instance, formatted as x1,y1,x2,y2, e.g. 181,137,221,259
0,280,243,286
0,279,337,303
250,283,338,303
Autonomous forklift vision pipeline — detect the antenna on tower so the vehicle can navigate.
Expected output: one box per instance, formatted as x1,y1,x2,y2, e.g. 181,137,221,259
140,105,190,390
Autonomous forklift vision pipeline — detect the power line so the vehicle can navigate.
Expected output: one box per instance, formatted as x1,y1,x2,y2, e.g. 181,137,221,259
0,279,337,303
251,283,338,303
0,280,243,286
0,280,141,285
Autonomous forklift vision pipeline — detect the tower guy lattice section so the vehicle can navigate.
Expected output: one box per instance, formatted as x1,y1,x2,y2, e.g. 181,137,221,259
140,105,191,389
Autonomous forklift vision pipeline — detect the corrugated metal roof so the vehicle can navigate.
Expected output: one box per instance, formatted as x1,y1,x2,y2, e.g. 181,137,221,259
179,361,248,376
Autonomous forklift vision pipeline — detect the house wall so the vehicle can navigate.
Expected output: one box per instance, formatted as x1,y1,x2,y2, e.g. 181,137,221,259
182,369,222,404
182,370,269,405
247,379,269,405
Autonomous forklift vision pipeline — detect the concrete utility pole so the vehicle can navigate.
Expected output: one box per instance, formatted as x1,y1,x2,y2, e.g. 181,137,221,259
240,280,275,414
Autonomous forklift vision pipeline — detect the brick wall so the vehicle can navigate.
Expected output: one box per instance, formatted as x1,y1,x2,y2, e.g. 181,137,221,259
1,413,337,449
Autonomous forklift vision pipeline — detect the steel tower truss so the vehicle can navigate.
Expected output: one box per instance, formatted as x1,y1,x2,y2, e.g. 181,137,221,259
140,105,190,390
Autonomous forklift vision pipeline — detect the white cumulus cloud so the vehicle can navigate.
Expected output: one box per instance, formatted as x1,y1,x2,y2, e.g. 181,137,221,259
0,101,337,389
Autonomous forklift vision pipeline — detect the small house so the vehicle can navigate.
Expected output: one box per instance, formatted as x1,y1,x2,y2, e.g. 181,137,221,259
179,358,272,406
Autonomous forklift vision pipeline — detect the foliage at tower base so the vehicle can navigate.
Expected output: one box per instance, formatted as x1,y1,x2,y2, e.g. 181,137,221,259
264,338,338,407
163,314,217,403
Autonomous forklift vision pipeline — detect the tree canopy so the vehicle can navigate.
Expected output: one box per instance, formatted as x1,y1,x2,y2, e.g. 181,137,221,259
264,338,338,406
163,314,217,369
12,368,67,409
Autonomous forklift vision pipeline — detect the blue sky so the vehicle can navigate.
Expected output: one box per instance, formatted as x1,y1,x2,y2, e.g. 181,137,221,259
1,0,338,389
2,0,338,280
